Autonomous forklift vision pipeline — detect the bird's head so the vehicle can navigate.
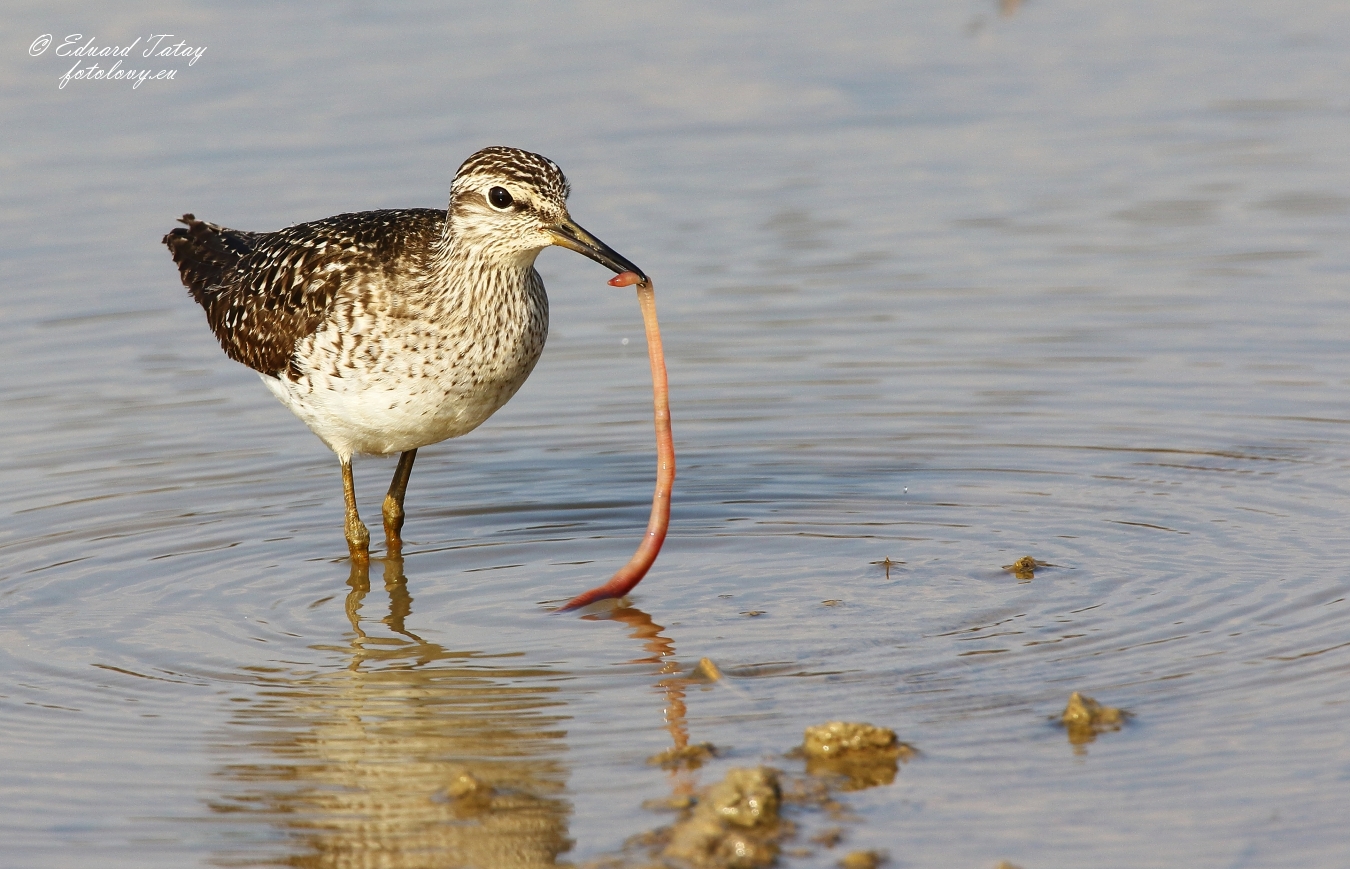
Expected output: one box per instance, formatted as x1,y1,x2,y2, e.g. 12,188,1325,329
449,146,646,281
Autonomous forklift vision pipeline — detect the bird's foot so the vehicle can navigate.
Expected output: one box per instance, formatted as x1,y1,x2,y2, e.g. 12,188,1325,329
346,517,371,563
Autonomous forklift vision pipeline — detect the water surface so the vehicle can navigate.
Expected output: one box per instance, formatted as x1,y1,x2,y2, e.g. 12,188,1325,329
3,2,1350,867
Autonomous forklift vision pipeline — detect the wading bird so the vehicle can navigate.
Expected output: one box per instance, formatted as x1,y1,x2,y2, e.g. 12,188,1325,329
165,146,648,571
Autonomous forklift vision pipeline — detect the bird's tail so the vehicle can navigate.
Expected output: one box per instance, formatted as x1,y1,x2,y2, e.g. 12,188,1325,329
163,214,257,307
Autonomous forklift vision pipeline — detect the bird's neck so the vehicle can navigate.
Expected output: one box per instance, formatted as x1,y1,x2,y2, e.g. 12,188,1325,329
423,222,544,307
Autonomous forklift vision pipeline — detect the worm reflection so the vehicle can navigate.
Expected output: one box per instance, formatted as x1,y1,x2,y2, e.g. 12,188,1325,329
592,605,700,801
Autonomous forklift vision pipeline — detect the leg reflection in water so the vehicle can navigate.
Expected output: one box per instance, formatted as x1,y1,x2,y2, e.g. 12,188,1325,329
212,554,573,869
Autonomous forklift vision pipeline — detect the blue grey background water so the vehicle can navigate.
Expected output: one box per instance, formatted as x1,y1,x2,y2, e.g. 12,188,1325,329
3,2,1349,866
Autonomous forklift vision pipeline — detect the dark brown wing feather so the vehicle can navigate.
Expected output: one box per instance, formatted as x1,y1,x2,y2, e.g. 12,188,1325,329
164,209,444,375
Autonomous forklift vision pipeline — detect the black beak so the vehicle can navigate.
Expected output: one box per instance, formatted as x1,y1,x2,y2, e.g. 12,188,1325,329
547,217,648,284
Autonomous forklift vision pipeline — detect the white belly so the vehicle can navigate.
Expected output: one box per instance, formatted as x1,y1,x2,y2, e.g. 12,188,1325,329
262,293,547,459
261,369,528,457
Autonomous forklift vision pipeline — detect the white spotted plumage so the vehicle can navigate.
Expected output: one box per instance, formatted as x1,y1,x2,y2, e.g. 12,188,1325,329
165,146,645,557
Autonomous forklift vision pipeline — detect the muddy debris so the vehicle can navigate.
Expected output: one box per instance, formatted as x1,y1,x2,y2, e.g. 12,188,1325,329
692,657,724,681
741,610,767,617
1001,555,1054,579
583,744,885,868
1059,691,1131,744
821,599,842,607
802,722,904,759
799,722,916,790
662,766,784,868
444,771,486,799
706,768,780,827
439,770,494,817
649,742,720,770
838,850,888,869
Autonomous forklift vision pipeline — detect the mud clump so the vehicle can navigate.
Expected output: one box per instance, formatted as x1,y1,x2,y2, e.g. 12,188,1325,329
1002,555,1052,579
704,767,780,827
800,722,915,790
662,766,783,868
802,722,902,758
1060,691,1130,744
692,657,724,681
584,724,910,867
440,770,494,816
444,771,486,800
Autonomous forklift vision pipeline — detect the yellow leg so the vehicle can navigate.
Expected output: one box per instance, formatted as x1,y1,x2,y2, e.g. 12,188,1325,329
341,456,370,562
382,449,417,551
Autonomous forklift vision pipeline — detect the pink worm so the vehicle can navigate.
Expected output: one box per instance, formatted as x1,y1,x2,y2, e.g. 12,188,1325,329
559,272,674,611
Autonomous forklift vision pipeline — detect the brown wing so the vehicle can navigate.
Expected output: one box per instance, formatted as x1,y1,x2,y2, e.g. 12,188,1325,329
164,208,444,375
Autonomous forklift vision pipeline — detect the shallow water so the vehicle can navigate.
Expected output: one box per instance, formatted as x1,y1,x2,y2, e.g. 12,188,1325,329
4,1,1350,867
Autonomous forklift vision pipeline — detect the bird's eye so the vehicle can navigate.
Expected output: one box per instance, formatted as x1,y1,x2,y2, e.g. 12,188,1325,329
488,186,514,210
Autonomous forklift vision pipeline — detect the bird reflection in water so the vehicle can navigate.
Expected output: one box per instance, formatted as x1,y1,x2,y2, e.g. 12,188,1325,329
213,554,571,868
211,558,697,868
